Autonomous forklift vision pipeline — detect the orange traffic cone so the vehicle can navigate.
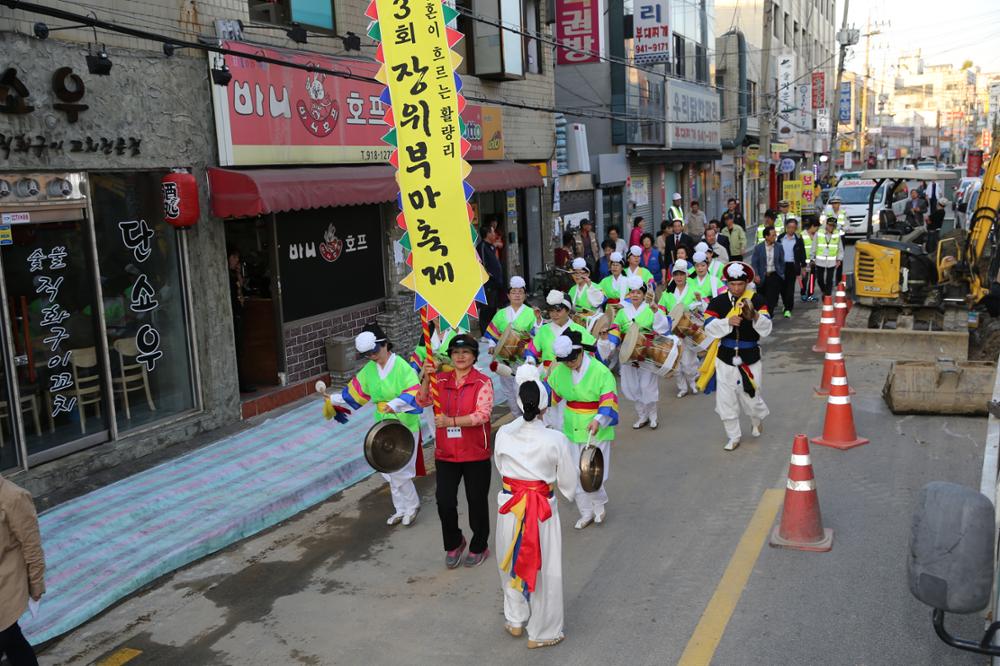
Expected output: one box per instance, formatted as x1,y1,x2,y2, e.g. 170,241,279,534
833,283,849,328
814,327,855,396
769,434,834,552
812,296,837,353
812,360,869,450
838,281,852,316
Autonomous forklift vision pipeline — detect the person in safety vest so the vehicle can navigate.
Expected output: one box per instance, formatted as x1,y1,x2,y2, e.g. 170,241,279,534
800,219,820,302
820,195,848,232
811,216,844,297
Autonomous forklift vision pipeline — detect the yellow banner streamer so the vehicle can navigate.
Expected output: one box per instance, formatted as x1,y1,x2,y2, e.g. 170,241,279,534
371,0,488,329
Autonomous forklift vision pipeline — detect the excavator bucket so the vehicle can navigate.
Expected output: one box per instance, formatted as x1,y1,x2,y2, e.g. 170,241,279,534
883,359,997,415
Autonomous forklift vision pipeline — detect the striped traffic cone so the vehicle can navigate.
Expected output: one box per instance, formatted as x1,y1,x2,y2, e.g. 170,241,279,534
769,434,834,552
814,327,854,396
812,360,869,450
833,283,849,328
838,281,852,316
812,296,837,353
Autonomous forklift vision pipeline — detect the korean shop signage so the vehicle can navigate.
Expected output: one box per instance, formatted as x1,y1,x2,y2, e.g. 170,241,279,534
555,0,601,65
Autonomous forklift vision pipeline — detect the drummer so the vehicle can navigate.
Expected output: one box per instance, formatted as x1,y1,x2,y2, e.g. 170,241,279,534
409,320,457,373
568,257,606,316
329,323,423,526
597,251,629,307
658,260,701,399
546,331,619,529
485,276,540,416
625,245,656,291
691,251,727,303
696,242,725,281
608,275,673,429
524,290,599,372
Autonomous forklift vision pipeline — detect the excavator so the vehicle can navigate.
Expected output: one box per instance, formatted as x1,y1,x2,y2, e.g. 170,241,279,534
841,156,1000,415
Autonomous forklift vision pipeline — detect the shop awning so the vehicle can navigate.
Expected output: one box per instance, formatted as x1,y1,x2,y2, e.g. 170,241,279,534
208,162,543,219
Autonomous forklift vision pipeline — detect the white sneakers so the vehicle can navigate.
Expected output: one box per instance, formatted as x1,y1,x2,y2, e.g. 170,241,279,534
677,388,689,398
594,507,606,524
632,417,648,430
724,438,740,451
386,512,404,526
751,421,763,437
575,514,594,530
402,507,419,526
648,415,658,429
389,508,419,526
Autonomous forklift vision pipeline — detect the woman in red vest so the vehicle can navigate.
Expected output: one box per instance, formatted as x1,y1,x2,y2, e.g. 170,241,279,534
419,333,495,569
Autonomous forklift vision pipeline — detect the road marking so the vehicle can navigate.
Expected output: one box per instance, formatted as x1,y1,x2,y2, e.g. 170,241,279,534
95,647,143,666
677,488,784,666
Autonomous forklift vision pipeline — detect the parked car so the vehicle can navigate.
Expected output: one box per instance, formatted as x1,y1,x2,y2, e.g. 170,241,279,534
824,178,908,238
956,178,983,230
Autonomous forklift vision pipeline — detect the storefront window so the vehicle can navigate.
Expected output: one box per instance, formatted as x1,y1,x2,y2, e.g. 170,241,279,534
91,173,196,432
602,187,624,234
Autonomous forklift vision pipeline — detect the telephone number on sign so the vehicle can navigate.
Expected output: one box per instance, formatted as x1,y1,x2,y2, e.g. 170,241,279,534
360,149,393,162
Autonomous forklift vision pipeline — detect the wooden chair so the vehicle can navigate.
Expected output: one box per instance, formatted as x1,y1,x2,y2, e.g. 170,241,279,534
112,338,156,420
69,347,104,434
0,392,42,446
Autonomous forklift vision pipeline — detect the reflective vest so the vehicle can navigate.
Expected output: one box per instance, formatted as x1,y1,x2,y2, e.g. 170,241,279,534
815,229,841,260
802,233,817,261
756,224,775,244
669,206,684,222
823,209,848,230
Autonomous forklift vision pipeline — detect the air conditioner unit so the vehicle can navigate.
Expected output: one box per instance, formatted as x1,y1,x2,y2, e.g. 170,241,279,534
565,123,591,173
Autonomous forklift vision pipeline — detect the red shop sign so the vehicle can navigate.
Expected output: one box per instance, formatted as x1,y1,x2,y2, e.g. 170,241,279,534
811,72,825,109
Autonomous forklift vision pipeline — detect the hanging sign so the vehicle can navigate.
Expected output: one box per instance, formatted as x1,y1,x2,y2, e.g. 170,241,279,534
370,0,487,330
634,0,671,64
782,180,803,216
779,158,796,174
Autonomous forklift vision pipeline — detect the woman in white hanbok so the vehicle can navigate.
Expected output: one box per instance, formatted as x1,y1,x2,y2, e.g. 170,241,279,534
494,365,579,649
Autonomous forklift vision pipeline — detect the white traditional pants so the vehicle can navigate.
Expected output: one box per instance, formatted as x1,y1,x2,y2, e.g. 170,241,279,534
496,494,565,642
620,363,658,422
573,439,610,518
713,359,770,440
381,430,420,516
543,400,564,432
496,373,521,418
675,339,700,392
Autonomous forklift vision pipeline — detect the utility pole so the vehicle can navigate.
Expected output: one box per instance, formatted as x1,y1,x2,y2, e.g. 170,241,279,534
827,0,857,181
859,14,871,162
759,0,774,215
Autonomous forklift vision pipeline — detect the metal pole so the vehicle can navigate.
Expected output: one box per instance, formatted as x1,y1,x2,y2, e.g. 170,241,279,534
827,0,851,181
758,0,774,218
859,14,871,162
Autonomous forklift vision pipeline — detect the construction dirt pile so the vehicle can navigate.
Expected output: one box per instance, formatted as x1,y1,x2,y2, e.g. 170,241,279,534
972,315,1000,361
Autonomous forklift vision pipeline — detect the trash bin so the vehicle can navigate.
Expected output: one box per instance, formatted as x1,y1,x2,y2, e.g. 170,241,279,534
325,335,355,373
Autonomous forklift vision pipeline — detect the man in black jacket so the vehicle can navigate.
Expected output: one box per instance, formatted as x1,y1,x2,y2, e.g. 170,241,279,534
663,218,695,263
778,218,807,319
477,224,504,337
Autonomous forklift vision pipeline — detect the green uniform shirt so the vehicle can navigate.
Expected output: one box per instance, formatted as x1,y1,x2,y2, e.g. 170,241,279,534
343,355,422,433
547,356,619,443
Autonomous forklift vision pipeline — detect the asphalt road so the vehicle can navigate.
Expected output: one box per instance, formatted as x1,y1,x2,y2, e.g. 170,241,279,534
39,301,989,666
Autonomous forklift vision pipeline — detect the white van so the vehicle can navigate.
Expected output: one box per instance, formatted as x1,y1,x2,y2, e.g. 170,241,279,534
824,179,908,238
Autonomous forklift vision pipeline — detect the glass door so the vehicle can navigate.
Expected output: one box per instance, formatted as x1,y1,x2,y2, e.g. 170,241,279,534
0,213,109,464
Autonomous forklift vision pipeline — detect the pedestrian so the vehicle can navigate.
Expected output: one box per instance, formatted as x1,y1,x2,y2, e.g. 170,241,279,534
478,223,505,338
821,196,847,232
575,219,600,273
721,213,747,262
0,475,45,666
926,197,947,254
726,198,746,228
546,330,619,529
330,324,424,526
664,218,695,264
418,334,494,569
568,257,606,316
607,225,627,256
778,218,806,319
812,216,844,297
228,245,255,394
685,200,707,238
706,220,730,256
702,261,772,451
801,219,819,302
494,365,579,649
484,276,540,415
610,275,672,429
774,199,791,230
658,260,701,398
639,233,666,285
754,209,778,246
629,216,645,249
751,225,785,317
624,245,656,291
667,193,685,226
554,231,576,269
904,189,927,227
596,239,615,280
704,227,730,263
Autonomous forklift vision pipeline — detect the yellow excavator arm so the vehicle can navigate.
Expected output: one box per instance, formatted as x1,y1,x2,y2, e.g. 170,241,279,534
964,153,1000,302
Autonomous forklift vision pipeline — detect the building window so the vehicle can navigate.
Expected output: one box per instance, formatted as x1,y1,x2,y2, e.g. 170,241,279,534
674,33,685,78
468,0,525,79
773,3,780,40
748,79,758,115
696,43,707,83
248,0,335,31
524,0,542,74
90,172,197,433
784,13,790,46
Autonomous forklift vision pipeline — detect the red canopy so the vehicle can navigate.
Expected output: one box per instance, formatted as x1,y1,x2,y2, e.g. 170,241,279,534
208,162,544,219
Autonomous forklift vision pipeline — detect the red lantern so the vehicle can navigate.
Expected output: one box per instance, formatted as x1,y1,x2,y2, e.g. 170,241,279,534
161,171,200,229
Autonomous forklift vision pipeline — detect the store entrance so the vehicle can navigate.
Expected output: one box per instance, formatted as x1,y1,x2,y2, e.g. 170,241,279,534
0,177,109,469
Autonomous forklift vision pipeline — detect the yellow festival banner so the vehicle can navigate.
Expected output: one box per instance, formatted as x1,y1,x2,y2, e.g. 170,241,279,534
369,0,488,330
782,180,803,216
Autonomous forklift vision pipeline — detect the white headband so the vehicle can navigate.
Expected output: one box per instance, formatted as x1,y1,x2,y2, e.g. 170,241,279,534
546,289,571,310
629,245,642,257
509,276,526,289
514,364,550,412
672,259,689,273
571,257,589,271
355,331,382,353
693,251,708,264
553,335,581,359
695,242,710,254
609,251,624,264
625,275,644,291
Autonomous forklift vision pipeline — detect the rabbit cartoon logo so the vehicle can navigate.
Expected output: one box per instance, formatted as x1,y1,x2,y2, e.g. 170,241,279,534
319,223,343,262
296,72,339,137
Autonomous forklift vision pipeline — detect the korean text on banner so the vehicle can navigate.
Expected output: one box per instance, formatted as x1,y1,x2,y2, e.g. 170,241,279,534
370,0,487,330
777,52,795,139
555,0,601,65
801,171,815,205
634,0,671,64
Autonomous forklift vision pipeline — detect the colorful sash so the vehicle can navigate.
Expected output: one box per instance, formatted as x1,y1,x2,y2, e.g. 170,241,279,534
696,294,759,395
498,477,554,599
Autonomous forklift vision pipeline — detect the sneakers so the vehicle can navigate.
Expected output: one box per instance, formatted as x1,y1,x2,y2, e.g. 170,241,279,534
464,548,490,568
800,294,808,302
648,415,658,429
445,537,467,569
505,624,524,638
594,508,606,524
387,512,404,526
783,310,792,319
724,438,740,451
751,421,763,437
528,636,565,649
677,388,689,398
632,417,648,430
402,507,419,526
808,295,818,302
574,514,594,530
